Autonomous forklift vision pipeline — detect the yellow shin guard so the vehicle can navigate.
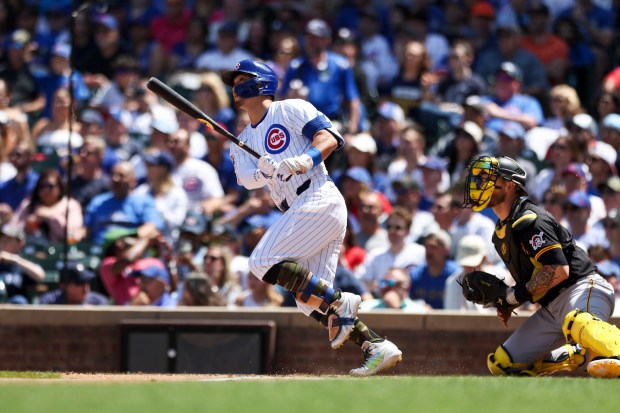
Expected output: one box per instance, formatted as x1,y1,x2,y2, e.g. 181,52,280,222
562,309,620,357
487,345,586,376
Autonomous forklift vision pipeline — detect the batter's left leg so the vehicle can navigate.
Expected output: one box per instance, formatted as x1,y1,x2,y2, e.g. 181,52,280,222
261,260,361,348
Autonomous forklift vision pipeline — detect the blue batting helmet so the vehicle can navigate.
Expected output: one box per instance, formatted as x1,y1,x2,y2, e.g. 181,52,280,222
221,59,278,99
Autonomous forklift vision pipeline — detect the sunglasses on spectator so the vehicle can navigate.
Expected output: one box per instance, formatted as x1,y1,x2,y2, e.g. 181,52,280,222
379,279,400,289
551,144,568,151
204,255,222,263
543,198,561,205
605,222,620,229
386,224,407,232
39,183,58,190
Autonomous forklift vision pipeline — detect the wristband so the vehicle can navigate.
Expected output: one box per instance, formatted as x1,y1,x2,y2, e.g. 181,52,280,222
514,283,532,304
506,288,518,306
305,146,322,167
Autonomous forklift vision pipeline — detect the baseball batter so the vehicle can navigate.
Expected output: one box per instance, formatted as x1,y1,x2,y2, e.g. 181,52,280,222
462,155,620,378
220,59,401,376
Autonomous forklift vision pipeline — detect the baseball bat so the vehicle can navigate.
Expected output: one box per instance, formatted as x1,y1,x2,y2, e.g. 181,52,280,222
146,77,261,159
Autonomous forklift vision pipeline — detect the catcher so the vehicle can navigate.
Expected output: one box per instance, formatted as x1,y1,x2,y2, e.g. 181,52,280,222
461,155,620,378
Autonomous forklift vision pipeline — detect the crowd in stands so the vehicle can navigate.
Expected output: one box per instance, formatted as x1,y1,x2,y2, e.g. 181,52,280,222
0,0,619,314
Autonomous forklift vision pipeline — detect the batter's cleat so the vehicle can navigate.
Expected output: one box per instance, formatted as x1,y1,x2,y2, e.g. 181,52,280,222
328,292,361,349
350,339,403,377
587,356,620,378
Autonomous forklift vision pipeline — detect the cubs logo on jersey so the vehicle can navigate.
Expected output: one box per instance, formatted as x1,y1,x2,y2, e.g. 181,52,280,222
265,124,290,154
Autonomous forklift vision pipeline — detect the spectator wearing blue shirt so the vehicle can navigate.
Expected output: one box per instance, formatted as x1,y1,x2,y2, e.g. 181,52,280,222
84,161,164,245
474,21,548,100
0,142,39,220
409,229,461,309
128,261,176,307
480,62,544,135
38,262,109,305
280,19,362,135
35,43,90,119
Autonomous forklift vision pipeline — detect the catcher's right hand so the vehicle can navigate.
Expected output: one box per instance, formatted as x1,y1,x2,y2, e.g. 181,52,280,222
459,270,512,309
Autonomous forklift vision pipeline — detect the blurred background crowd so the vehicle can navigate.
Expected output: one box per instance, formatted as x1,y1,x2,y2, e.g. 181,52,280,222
0,0,619,313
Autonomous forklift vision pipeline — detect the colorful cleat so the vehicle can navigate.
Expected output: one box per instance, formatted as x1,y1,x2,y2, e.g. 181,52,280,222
350,339,403,377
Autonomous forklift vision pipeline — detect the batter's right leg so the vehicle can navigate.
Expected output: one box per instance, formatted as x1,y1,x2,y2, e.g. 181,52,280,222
309,311,403,376
562,309,620,378
261,260,361,348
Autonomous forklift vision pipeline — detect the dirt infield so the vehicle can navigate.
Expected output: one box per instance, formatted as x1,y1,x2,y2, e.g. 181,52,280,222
0,373,328,382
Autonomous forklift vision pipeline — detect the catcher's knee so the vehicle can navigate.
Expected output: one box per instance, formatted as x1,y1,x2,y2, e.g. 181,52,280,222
562,309,620,357
487,346,534,376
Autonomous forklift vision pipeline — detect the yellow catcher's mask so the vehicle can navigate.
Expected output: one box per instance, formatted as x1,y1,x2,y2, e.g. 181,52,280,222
463,156,500,211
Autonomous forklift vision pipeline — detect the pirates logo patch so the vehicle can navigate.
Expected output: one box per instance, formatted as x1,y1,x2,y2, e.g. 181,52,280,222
529,231,545,251
501,243,507,256
265,124,290,154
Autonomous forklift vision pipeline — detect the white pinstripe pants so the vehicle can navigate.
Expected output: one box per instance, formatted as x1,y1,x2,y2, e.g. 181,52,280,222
249,175,348,315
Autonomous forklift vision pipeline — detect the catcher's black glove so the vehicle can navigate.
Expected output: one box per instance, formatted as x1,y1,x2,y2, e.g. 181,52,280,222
459,270,513,309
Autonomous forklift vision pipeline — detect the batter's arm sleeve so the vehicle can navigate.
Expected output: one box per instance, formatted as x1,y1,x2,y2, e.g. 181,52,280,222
230,144,269,190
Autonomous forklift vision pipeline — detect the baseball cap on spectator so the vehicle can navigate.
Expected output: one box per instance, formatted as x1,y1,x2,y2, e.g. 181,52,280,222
602,114,620,133
130,261,170,284
463,95,487,115
143,150,175,171
180,210,208,235
344,166,372,187
102,227,138,255
527,0,550,15
96,14,119,31
571,113,598,136
455,234,487,267
499,121,526,140
496,61,523,82
108,108,132,128
80,109,104,127
589,141,617,174
471,1,495,19
377,101,405,123
421,156,447,172
457,121,483,144
150,106,179,135
218,21,238,36
0,223,25,241
602,176,620,194
60,262,96,284
7,29,30,49
392,177,420,193
562,162,587,181
596,259,620,279
566,191,591,209
496,18,522,35
306,18,331,38
425,229,452,251
349,132,377,154
51,43,71,59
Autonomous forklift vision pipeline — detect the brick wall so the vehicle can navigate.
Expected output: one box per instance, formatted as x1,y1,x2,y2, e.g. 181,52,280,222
1,307,615,375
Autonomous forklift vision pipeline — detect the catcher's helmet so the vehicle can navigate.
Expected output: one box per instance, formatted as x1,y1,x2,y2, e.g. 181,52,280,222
221,59,278,99
462,155,528,211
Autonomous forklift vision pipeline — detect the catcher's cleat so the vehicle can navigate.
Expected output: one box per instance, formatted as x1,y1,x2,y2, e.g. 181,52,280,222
350,339,403,377
587,356,620,378
328,292,361,349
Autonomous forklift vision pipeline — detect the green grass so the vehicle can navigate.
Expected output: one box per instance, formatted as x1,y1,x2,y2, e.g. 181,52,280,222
0,371,61,379
0,376,616,413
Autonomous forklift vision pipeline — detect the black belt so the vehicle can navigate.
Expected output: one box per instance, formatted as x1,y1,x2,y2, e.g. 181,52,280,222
279,179,311,212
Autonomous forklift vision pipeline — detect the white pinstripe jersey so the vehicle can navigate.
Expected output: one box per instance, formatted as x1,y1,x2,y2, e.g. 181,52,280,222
231,99,336,207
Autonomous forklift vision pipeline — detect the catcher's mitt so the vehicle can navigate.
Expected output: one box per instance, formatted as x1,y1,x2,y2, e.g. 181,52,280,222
459,270,511,308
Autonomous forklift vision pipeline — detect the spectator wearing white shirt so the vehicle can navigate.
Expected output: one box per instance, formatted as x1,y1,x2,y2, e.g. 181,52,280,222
195,22,253,72
356,207,425,296
168,128,224,214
